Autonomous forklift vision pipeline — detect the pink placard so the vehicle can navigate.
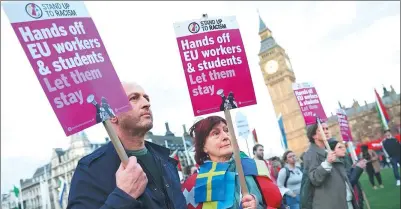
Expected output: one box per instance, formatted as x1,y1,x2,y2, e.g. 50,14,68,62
173,16,257,116
336,109,353,142
292,82,327,125
2,2,131,136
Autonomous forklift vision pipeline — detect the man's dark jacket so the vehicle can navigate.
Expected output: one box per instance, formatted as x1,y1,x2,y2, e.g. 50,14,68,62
67,141,187,209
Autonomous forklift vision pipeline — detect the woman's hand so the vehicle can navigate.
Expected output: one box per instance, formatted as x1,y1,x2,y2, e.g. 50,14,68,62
241,194,257,209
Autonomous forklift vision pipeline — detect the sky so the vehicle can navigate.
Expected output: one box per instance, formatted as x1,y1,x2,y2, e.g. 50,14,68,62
1,1,400,194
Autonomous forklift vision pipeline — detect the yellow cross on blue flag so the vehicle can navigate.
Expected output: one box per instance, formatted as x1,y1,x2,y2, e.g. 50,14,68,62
202,171,235,209
194,161,229,203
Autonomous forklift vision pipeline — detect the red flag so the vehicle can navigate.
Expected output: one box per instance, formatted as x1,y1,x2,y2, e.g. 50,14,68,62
181,174,203,209
253,128,258,143
255,176,282,208
173,153,182,171
375,88,390,129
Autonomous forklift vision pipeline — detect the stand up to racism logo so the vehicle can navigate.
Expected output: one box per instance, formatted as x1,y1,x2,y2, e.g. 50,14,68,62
25,3,43,19
188,22,200,33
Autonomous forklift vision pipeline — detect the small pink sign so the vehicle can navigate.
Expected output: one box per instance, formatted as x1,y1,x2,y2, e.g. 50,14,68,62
292,82,327,125
336,109,353,142
173,16,257,116
2,2,131,136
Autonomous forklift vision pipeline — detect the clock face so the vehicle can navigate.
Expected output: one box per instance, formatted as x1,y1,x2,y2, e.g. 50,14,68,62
265,60,279,74
285,58,293,71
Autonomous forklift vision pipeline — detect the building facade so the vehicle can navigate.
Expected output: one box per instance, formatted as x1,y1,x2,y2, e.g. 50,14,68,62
19,132,105,209
20,163,53,209
50,132,105,209
1,193,16,209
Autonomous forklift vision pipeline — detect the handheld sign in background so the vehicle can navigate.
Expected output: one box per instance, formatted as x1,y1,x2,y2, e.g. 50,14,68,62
2,1,131,136
235,111,250,139
292,82,327,125
336,109,353,142
235,111,251,155
173,16,257,116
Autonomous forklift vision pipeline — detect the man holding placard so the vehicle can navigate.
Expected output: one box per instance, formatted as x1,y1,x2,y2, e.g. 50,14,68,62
68,82,186,209
1,2,186,208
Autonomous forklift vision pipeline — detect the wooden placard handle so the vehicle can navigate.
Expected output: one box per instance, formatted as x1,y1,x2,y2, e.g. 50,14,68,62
103,120,129,166
224,109,249,195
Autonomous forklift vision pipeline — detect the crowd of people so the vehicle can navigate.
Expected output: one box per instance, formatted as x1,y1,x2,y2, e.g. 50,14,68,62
65,82,400,209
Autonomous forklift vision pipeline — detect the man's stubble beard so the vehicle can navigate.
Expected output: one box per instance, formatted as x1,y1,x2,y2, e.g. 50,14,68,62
120,115,154,137
257,154,263,160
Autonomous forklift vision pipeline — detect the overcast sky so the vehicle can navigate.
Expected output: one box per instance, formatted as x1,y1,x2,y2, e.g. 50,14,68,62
1,1,399,194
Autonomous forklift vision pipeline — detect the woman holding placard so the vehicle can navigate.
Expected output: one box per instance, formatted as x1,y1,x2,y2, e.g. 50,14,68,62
181,116,282,209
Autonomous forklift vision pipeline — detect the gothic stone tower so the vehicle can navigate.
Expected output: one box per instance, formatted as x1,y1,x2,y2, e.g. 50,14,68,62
257,15,309,155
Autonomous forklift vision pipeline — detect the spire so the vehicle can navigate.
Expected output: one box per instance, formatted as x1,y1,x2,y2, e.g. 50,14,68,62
390,85,396,94
338,101,343,109
257,9,269,33
182,124,189,137
165,122,174,136
383,85,390,97
352,99,359,108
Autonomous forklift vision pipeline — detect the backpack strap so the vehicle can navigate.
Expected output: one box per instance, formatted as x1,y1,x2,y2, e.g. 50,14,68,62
284,167,291,188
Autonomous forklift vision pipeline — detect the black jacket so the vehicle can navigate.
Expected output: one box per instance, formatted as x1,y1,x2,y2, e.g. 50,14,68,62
382,137,401,158
67,141,187,209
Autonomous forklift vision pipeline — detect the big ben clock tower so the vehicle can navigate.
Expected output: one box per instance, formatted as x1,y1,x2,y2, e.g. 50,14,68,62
257,14,309,155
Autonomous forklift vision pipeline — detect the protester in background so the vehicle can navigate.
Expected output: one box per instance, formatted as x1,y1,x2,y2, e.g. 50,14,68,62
360,145,384,189
253,144,265,160
68,82,186,209
269,156,283,181
253,144,277,182
381,129,401,186
302,122,360,209
277,150,302,209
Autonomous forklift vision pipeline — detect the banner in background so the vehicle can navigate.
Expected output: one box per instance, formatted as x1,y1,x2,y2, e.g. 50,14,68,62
336,108,353,142
292,82,327,125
